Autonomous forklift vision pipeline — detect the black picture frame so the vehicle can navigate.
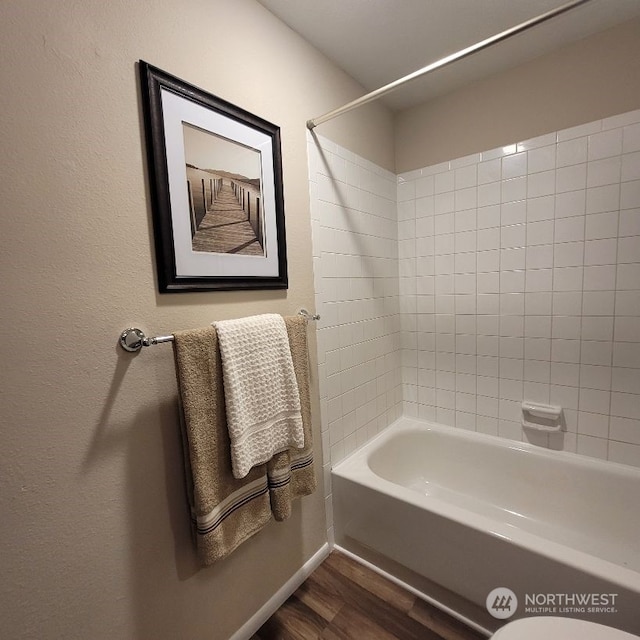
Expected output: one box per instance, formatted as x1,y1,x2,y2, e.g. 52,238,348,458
139,61,288,292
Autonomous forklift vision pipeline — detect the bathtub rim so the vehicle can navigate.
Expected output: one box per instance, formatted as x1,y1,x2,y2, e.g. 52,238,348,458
332,416,640,596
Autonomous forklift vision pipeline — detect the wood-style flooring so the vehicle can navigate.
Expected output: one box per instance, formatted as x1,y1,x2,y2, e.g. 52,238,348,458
253,551,485,640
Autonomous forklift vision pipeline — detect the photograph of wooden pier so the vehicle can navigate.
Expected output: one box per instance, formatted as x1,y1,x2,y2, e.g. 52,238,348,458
183,124,264,257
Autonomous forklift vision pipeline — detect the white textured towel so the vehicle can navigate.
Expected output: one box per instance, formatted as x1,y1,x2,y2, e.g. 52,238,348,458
214,314,304,479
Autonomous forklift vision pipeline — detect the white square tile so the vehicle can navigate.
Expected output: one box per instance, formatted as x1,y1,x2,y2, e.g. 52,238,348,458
527,145,556,174
477,272,499,294
435,170,455,194
579,388,611,415
555,216,585,243
477,204,501,229
501,247,526,271
618,236,640,264
455,230,476,253
478,181,501,207
527,170,555,198
501,224,526,249
552,315,581,340
526,268,553,292
526,292,553,315
500,292,525,315
434,233,454,255
525,315,552,338
586,184,620,215
502,177,527,203
500,337,524,359
477,314,499,336
435,191,455,215
583,291,615,316
478,158,502,185
550,384,580,409
455,209,476,232
500,314,524,337
477,293,500,315
416,196,435,218
527,220,554,246
527,195,555,222
551,338,580,363
554,241,584,268
454,187,477,212
434,213,454,236
415,174,435,198
555,190,586,219
525,359,551,383
557,137,588,167
587,156,622,188
501,200,527,225
581,316,613,341
583,264,616,291
557,164,587,193
588,128,623,160
526,244,554,270
585,211,618,240
584,238,617,266
478,227,500,251
609,416,640,445
581,340,612,366
577,411,609,437
525,337,551,361
551,361,580,386
580,364,611,390
609,441,640,468
502,152,527,179
477,249,500,273
553,266,584,291
500,270,525,294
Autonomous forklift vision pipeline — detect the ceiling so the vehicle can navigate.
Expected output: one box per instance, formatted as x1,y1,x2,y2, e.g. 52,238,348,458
257,0,640,111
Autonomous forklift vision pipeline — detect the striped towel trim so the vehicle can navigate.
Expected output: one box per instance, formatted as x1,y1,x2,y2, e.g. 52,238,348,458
195,477,268,536
267,452,314,489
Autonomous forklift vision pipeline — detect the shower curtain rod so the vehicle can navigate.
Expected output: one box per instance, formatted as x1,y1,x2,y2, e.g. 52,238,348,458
306,0,592,130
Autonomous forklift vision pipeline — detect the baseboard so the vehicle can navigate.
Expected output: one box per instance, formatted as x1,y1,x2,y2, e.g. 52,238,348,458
229,542,331,640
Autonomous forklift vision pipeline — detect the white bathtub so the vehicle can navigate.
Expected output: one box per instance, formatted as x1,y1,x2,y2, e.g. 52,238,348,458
332,417,640,635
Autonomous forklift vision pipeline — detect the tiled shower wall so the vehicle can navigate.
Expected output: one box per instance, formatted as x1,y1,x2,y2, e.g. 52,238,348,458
307,133,403,518
398,109,640,468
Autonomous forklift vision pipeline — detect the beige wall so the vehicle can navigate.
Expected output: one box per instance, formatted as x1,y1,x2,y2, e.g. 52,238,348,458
0,1,393,639
396,18,640,173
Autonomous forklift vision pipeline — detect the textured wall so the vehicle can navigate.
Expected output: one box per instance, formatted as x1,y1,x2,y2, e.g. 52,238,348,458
396,18,640,172
0,1,393,639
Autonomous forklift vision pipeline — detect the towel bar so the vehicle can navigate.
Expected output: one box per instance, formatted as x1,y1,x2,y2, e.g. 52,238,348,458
119,309,321,352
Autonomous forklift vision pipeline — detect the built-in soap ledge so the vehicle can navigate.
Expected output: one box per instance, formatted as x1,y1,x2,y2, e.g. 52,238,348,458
521,401,564,433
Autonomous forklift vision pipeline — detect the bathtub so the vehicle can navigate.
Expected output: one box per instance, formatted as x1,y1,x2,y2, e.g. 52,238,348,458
332,417,640,635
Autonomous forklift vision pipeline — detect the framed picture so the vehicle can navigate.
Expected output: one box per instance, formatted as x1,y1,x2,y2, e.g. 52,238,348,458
139,61,288,292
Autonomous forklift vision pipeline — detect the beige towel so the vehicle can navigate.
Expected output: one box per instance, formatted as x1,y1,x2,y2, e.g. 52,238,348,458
173,327,272,566
267,315,317,521
214,314,304,479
